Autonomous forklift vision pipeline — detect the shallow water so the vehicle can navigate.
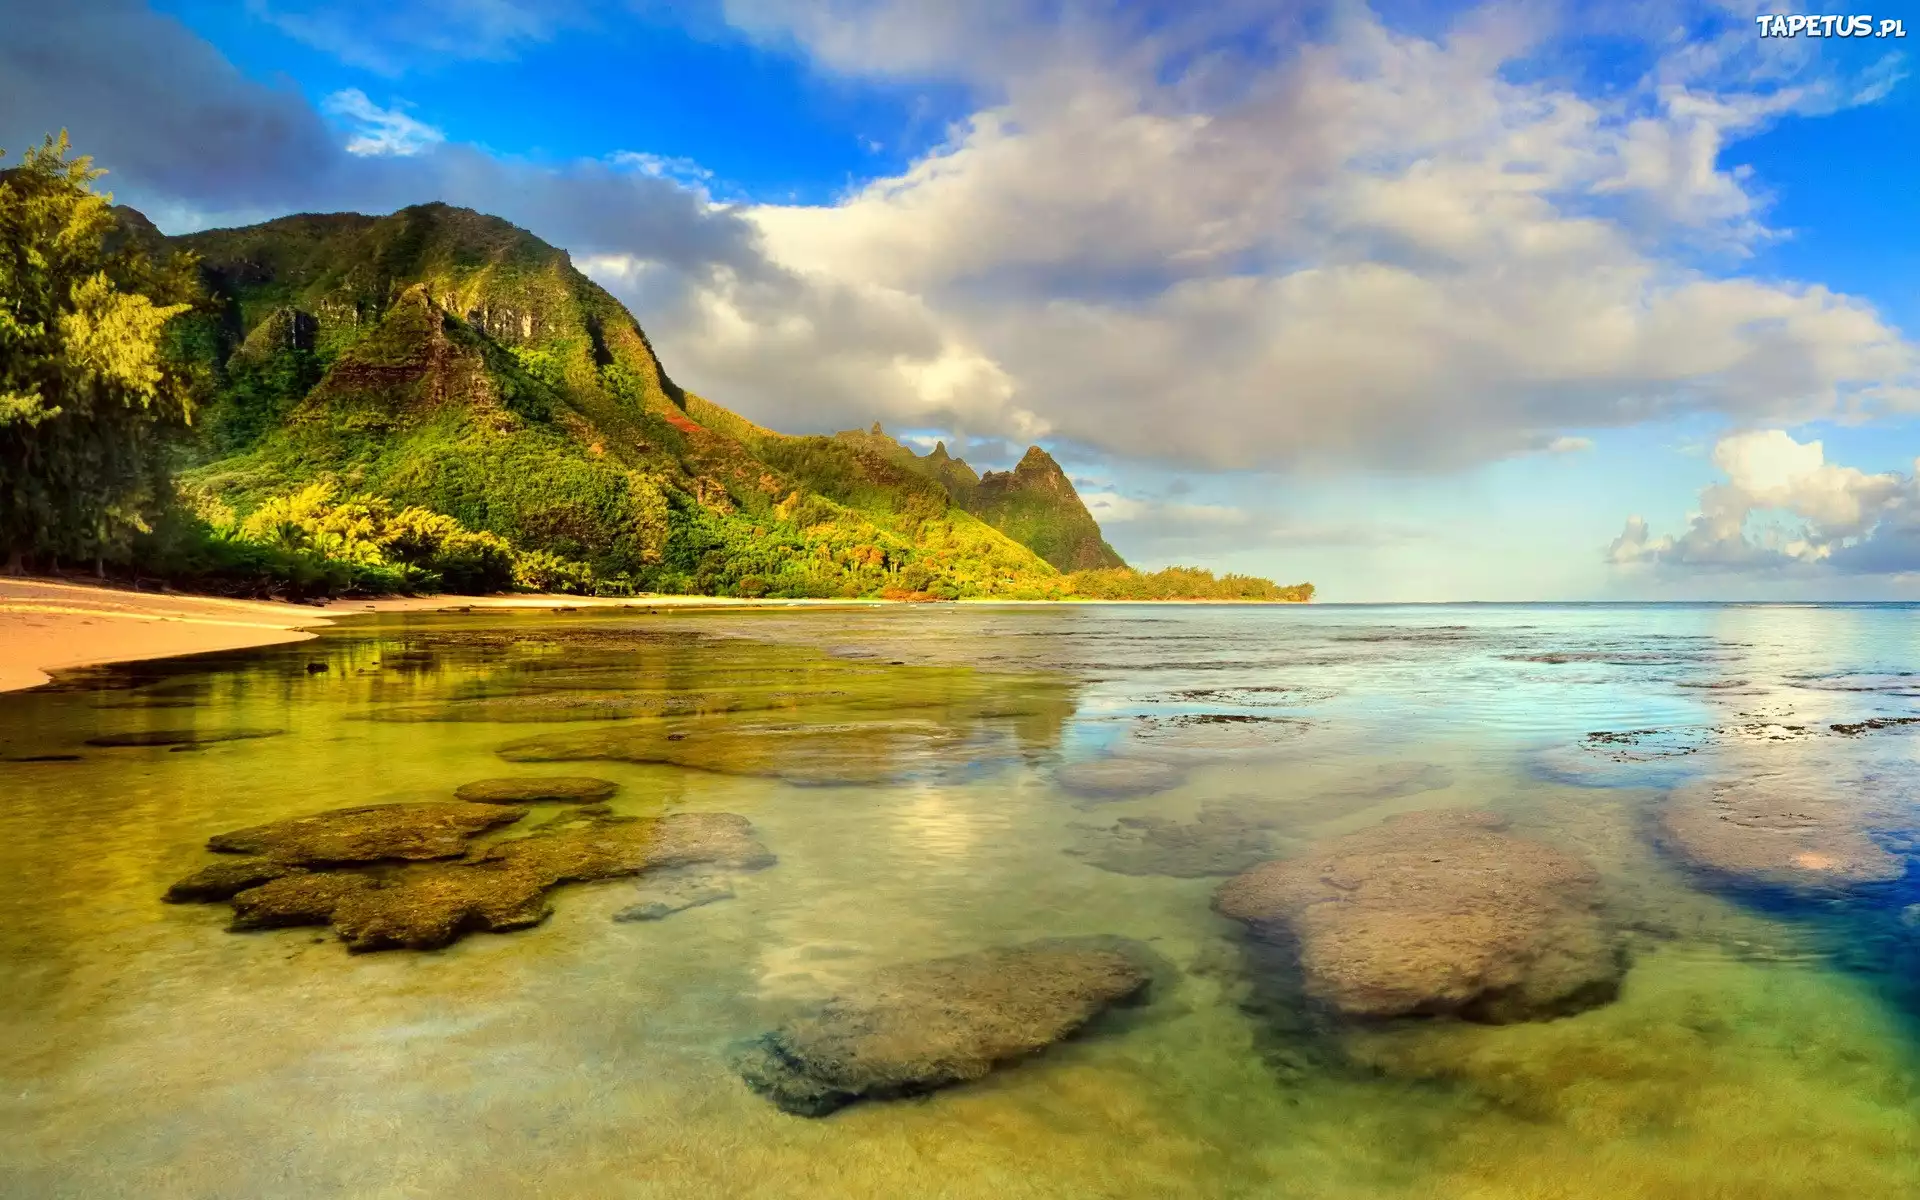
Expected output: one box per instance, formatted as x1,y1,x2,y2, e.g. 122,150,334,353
3,602,1920,1198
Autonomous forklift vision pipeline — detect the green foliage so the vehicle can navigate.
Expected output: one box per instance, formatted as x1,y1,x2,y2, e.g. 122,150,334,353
0,131,201,566
232,481,514,593
1067,567,1314,602
755,436,950,531
511,549,594,594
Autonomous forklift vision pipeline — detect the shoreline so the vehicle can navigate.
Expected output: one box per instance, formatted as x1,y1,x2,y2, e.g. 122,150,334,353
0,577,1304,694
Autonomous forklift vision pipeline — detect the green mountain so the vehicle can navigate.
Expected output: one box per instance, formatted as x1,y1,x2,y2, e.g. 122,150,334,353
125,200,1305,600
833,425,1124,571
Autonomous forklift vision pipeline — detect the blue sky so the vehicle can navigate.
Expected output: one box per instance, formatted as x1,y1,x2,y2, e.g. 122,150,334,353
6,0,1920,600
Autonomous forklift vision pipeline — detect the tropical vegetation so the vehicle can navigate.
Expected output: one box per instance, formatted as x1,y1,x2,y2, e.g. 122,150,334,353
0,133,1313,603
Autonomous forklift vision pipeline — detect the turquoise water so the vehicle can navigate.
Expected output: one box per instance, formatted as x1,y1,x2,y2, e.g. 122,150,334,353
2,602,1919,1198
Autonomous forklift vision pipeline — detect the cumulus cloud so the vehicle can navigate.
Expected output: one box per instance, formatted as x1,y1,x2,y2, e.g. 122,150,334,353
1546,436,1594,453
322,90,444,157
1608,430,1920,574
679,0,1920,467
0,2,769,271
7,0,1917,498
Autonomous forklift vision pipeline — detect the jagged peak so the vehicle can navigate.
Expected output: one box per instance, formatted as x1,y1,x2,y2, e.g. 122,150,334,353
1016,445,1061,473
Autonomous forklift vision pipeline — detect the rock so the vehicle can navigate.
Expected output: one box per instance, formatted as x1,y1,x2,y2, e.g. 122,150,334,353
329,862,553,951
1054,757,1185,802
164,857,299,902
736,939,1153,1116
481,811,776,884
86,728,283,748
229,872,376,930
1066,803,1281,877
497,719,963,786
612,869,735,921
1214,809,1623,1023
1658,770,1907,894
208,813,774,952
453,776,620,805
1320,761,1453,802
1122,713,1311,758
207,801,528,865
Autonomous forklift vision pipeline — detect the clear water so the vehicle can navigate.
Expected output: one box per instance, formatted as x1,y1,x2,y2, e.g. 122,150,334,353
3,602,1920,1198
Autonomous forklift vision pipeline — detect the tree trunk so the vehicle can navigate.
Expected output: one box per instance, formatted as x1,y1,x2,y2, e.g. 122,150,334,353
4,548,21,576
95,554,106,581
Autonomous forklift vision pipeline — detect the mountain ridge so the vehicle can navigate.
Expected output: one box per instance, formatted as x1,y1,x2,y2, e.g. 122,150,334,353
130,200,1305,601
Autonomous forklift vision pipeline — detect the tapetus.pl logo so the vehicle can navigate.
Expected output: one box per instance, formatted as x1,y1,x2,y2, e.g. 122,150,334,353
1754,14,1907,37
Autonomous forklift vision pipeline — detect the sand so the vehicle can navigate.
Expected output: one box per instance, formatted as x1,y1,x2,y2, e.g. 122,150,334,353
0,579,335,692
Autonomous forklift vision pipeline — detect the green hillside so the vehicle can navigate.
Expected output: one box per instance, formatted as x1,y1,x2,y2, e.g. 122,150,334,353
153,203,1078,599
4,179,1309,601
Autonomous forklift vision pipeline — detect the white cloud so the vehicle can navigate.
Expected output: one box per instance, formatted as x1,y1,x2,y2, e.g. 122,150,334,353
1082,492,1250,526
1608,429,1918,574
1547,436,1594,453
610,151,715,193
655,1,1919,470
321,89,444,157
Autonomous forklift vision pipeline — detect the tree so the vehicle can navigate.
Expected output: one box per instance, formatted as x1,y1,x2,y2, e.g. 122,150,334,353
0,131,200,574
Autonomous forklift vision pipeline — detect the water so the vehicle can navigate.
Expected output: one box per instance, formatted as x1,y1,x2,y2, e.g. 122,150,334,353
3,602,1919,1198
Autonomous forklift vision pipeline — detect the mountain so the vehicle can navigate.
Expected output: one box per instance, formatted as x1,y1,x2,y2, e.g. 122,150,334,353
832,426,1124,572
134,201,1305,600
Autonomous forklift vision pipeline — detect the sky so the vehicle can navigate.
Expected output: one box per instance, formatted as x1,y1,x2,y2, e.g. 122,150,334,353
3,0,1918,600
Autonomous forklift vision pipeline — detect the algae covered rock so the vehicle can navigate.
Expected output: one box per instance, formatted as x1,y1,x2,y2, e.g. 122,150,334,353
187,810,775,952
454,776,620,805
1214,809,1622,1023
329,862,553,951
87,728,283,748
480,810,775,884
229,872,377,930
497,718,963,786
163,857,299,903
736,939,1153,1116
1658,769,1907,894
206,801,528,864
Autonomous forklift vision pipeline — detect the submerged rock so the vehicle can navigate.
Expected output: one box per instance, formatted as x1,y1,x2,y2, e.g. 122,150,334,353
736,939,1153,1116
163,857,298,902
370,693,719,723
1658,770,1907,894
1066,803,1281,877
86,728,283,748
497,719,963,786
1054,757,1185,802
229,872,376,930
612,868,735,921
1214,809,1623,1023
206,801,528,864
479,810,776,884
1123,713,1311,758
453,776,620,805
203,812,774,952
328,861,553,951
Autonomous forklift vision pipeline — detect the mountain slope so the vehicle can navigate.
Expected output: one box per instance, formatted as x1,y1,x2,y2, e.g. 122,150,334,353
159,203,1074,598
833,425,1124,571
